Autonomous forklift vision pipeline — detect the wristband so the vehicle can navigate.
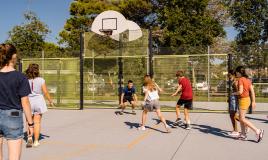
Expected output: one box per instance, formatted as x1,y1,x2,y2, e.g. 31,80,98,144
28,122,34,127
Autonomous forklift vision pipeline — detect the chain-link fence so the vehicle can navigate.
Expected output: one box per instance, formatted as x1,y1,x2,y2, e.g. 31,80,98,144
19,31,268,109
21,58,80,109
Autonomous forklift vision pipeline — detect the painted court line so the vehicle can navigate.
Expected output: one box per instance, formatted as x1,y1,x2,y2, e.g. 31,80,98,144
127,123,162,149
169,114,202,160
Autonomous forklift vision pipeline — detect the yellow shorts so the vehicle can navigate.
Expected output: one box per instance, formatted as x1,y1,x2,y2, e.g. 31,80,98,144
239,97,251,110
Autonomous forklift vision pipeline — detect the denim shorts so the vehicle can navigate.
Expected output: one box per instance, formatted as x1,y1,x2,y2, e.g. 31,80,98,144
229,95,239,112
0,109,24,140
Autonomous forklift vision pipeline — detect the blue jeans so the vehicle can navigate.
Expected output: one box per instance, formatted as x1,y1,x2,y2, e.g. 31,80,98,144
0,109,23,140
229,95,238,112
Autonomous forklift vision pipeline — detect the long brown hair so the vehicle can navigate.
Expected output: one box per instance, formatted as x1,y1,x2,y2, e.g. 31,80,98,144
26,63,40,79
0,44,17,68
144,75,156,91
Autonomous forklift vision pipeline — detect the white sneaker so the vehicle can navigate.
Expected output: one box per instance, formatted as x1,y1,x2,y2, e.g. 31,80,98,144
33,141,40,147
26,138,33,148
138,126,146,131
228,131,240,137
165,125,171,133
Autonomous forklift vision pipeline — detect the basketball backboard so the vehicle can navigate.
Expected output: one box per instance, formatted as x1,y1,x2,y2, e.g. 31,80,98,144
91,10,128,36
110,20,142,42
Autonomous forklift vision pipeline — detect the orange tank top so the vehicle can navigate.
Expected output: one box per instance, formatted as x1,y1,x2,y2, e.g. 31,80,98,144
238,77,251,98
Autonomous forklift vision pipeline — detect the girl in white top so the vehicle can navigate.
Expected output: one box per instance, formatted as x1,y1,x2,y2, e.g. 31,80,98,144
138,75,171,133
25,63,53,147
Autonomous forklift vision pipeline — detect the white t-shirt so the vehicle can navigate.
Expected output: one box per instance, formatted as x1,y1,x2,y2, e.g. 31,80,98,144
143,86,159,101
28,77,45,96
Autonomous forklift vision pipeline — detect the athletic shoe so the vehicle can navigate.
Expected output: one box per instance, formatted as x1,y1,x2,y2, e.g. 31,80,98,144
185,123,191,130
33,141,40,147
175,118,184,127
165,125,171,133
138,126,146,131
256,129,264,143
119,111,123,115
228,131,240,137
26,137,33,148
236,134,247,141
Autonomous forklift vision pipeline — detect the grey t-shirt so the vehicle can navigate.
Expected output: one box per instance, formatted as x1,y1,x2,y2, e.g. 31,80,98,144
29,77,45,97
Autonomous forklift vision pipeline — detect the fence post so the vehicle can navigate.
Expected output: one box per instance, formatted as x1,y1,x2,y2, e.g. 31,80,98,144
118,34,123,105
80,32,84,110
18,59,23,72
207,46,210,101
228,53,233,110
148,28,154,78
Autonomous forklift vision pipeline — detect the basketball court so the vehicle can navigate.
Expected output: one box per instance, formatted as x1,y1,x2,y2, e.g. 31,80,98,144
1,108,266,160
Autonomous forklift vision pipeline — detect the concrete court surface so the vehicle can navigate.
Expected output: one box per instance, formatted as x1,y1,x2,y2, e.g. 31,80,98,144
2,109,268,160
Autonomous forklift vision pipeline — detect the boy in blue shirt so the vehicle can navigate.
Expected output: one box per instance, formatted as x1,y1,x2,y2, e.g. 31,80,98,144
119,80,138,115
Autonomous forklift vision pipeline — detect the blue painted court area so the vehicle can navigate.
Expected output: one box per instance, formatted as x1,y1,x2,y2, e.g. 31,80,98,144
2,109,267,160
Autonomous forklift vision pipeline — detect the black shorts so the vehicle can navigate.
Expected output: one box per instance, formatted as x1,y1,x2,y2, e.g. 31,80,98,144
123,97,134,104
177,99,193,109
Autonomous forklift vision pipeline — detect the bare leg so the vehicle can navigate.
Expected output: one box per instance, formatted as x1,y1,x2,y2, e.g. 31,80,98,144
0,137,3,160
229,111,238,132
8,139,22,160
141,110,148,126
176,105,181,120
121,102,127,112
131,101,137,114
239,109,259,135
156,109,170,132
184,108,190,124
33,114,42,143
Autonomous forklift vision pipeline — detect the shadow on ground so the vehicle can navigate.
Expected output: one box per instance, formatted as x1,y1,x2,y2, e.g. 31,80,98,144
124,121,169,133
23,132,50,142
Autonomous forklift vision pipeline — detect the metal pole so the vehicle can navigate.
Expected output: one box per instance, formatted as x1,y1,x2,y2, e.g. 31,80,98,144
228,53,233,110
149,28,154,78
18,59,23,72
207,46,210,101
92,50,95,101
118,34,123,105
42,50,44,77
80,32,84,110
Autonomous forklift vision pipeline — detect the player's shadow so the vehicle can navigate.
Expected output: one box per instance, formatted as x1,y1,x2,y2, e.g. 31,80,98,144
246,116,268,124
23,132,50,142
191,124,234,139
115,111,136,115
152,118,182,129
124,121,169,133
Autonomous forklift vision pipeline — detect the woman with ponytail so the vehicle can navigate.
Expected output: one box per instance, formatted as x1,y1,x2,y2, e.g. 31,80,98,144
234,66,264,142
25,63,53,147
0,44,34,160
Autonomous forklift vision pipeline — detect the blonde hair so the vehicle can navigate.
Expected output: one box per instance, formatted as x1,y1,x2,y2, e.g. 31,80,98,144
144,75,156,92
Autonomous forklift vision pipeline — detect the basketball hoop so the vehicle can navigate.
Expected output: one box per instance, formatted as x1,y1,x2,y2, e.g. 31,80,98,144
99,29,113,36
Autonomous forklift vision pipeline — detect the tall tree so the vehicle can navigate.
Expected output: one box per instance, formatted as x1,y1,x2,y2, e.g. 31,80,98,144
230,0,268,69
7,11,50,58
58,0,121,52
155,0,225,48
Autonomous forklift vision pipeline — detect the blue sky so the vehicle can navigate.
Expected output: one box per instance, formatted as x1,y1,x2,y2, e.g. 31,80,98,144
0,0,72,43
0,0,238,44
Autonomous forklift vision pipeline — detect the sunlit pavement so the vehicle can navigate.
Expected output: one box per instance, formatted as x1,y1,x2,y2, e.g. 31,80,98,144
2,109,267,160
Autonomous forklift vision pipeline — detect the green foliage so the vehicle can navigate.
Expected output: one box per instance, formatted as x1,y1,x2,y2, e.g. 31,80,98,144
156,0,225,47
230,0,268,69
119,0,153,27
7,11,50,58
58,0,121,52
230,0,268,45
